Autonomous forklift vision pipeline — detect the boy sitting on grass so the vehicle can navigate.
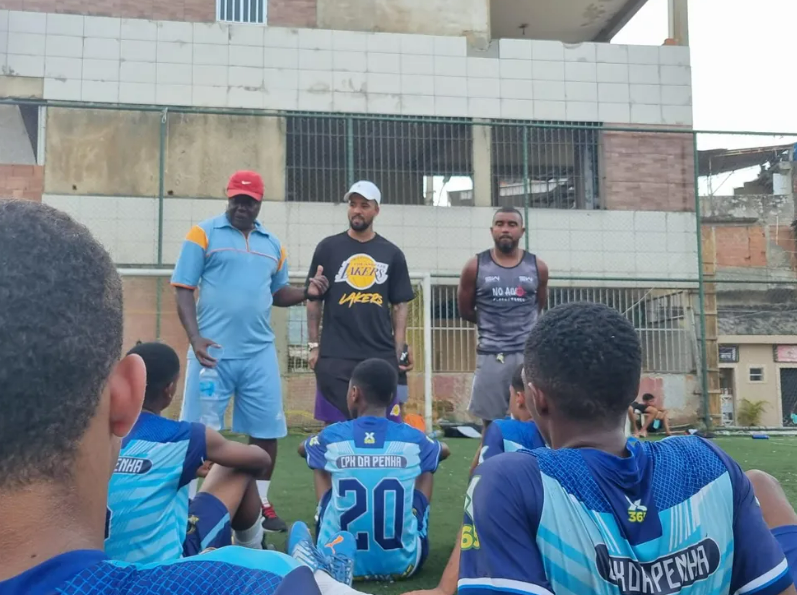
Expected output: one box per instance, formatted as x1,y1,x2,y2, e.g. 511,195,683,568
105,341,273,564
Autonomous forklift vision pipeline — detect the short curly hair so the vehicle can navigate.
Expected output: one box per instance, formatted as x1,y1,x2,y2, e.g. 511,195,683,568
0,200,123,488
523,302,641,421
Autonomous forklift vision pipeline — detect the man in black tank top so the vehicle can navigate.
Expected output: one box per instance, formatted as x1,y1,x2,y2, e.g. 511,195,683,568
458,206,549,432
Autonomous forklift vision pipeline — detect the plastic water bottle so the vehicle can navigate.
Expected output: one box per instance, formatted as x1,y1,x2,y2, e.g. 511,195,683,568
198,346,224,431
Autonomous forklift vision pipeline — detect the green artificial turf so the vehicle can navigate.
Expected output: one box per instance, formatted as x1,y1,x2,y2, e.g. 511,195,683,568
251,433,797,595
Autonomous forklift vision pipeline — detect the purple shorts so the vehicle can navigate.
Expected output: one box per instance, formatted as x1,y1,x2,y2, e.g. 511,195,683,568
314,387,402,424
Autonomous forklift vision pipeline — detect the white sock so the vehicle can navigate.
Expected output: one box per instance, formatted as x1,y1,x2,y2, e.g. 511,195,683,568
257,480,270,506
234,515,264,550
313,570,368,595
188,479,198,499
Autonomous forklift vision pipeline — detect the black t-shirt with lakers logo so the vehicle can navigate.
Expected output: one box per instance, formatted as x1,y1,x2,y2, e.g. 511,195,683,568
308,232,415,361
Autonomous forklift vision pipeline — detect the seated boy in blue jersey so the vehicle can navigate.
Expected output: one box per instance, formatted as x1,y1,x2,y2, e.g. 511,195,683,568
460,302,796,595
104,341,275,564
0,200,365,595
299,358,451,581
478,363,546,464
403,363,546,595
747,470,797,586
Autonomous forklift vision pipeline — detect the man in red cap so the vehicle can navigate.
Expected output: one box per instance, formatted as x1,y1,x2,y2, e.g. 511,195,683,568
171,170,328,533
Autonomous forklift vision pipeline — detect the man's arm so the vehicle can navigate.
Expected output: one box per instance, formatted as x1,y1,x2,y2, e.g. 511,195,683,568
705,443,797,595
459,454,550,595
271,243,328,307
536,257,549,312
392,302,409,360
172,226,218,367
313,469,333,502
205,427,272,478
457,257,478,324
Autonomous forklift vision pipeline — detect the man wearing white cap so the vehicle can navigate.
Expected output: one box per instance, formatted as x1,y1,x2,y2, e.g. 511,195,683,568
306,181,415,425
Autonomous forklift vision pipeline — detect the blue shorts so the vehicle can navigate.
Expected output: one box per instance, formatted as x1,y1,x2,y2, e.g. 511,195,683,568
183,493,232,557
773,525,797,585
315,489,430,578
180,344,287,439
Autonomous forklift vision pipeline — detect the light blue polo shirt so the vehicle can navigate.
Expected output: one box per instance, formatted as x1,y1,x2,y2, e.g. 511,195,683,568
171,214,289,359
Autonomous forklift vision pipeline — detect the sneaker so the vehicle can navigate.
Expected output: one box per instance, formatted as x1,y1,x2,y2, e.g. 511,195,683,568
321,531,356,586
288,521,329,574
262,503,288,533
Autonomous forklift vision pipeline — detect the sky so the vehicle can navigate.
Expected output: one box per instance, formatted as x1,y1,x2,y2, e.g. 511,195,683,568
618,0,797,194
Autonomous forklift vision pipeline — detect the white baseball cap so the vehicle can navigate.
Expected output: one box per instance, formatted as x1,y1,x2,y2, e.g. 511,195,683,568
344,180,382,205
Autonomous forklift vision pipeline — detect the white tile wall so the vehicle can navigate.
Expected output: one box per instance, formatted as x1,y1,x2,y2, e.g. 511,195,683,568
43,196,698,278
7,10,692,125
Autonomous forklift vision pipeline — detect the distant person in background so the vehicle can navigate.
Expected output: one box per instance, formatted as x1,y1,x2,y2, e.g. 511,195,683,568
396,343,414,419
307,181,415,426
628,392,672,438
457,207,548,433
172,170,329,532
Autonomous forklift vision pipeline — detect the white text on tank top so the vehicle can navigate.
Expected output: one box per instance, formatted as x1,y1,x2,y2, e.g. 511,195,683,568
475,250,539,354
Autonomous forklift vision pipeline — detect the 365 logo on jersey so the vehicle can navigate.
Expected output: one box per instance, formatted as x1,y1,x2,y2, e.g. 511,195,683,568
335,254,389,308
626,496,648,523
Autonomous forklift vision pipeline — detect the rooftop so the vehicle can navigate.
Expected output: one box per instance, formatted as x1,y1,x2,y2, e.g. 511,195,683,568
492,0,650,42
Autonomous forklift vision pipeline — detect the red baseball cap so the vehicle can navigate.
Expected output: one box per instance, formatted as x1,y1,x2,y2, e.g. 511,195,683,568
227,170,265,201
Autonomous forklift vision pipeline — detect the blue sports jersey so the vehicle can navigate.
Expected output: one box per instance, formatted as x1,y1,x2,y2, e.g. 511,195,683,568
0,547,320,595
479,418,546,464
304,417,443,579
459,436,793,595
105,412,206,564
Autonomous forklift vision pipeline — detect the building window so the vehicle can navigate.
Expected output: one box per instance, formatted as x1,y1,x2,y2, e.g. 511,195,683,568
217,0,266,24
491,122,600,210
749,367,765,382
286,116,473,205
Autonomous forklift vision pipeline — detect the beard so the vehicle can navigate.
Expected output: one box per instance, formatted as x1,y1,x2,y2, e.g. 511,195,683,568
349,217,369,232
496,237,517,254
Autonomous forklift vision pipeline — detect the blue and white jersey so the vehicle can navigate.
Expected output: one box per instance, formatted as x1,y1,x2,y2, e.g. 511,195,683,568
479,418,546,463
304,416,443,579
460,436,793,595
0,547,320,595
105,412,206,564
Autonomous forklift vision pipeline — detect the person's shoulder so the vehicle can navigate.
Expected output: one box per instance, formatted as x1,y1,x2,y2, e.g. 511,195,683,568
317,231,349,248
110,548,305,594
477,449,542,482
319,420,356,443
125,413,188,445
374,233,405,254
645,436,733,506
389,421,432,444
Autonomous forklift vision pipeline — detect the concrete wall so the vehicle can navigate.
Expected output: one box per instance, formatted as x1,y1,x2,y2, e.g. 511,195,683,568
729,343,782,427
637,373,700,426
317,0,490,47
44,108,286,199
701,194,797,286
0,10,692,125
42,196,700,278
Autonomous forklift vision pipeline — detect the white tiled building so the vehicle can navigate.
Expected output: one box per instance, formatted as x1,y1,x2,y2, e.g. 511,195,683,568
0,0,702,421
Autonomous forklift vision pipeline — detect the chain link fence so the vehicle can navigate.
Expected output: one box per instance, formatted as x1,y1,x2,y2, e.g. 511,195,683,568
5,97,797,427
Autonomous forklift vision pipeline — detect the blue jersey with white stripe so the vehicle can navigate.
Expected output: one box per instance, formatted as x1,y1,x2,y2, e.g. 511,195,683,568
105,413,206,564
0,548,320,595
304,417,442,579
460,436,793,595
479,418,546,464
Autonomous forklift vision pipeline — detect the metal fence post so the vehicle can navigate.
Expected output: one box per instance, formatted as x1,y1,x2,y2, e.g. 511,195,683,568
346,117,355,187
692,132,711,428
522,125,530,251
155,108,168,339
423,273,434,432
